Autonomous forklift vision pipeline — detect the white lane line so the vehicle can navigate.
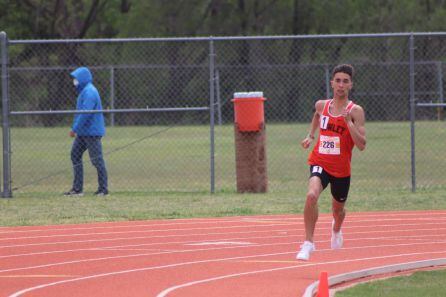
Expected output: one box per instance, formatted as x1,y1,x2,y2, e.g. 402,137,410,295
3,216,446,242
0,215,303,235
96,248,179,252
0,231,293,259
0,218,282,235
3,215,446,242
2,237,446,274
0,230,432,260
2,222,446,252
7,248,445,297
8,248,446,297
0,274,80,278
0,227,298,250
156,254,446,297
0,241,296,274
2,225,446,260
2,211,445,236
6,250,298,297
0,223,298,242
185,241,253,246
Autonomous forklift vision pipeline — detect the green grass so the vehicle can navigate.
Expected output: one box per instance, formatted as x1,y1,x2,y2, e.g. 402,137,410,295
2,186,446,226
1,121,446,226
336,269,446,297
5,121,446,195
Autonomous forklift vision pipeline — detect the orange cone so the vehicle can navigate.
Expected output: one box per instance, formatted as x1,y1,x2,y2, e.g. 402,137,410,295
317,271,329,297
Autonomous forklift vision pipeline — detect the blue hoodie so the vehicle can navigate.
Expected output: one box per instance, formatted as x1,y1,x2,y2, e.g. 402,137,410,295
70,67,105,136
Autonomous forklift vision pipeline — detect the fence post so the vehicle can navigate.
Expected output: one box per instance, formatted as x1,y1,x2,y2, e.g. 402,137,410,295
209,38,216,193
0,31,12,198
409,33,416,193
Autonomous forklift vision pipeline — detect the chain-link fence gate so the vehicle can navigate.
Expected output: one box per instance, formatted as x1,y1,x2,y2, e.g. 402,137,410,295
1,32,445,197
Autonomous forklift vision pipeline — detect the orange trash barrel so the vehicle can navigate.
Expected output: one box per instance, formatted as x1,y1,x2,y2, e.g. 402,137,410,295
232,92,266,132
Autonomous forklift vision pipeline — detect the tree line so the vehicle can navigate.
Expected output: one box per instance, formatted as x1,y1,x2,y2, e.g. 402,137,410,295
1,0,446,39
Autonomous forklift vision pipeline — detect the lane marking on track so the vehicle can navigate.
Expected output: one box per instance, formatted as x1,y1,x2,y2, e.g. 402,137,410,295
96,248,179,252
8,249,446,297
240,219,297,224
185,241,253,246
0,223,298,242
0,218,269,235
0,242,296,274
2,217,446,243
0,275,79,278
3,220,446,250
3,218,446,245
0,216,299,235
3,238,446,275
0,228,298,250
230,260,299,263
155,254,446,297
1,211,445,235
0,229,445,259
2,223,446,255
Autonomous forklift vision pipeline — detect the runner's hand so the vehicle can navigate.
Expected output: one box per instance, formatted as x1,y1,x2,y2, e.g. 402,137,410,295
301,136,313,149
342,108,352,123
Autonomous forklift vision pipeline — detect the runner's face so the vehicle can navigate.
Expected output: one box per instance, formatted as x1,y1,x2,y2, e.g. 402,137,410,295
331,72,352,98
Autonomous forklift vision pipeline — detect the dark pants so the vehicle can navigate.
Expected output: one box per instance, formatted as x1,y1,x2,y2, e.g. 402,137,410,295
71,136,108,192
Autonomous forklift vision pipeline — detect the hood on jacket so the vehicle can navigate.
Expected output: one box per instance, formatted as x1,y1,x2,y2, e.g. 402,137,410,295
70,67,93,90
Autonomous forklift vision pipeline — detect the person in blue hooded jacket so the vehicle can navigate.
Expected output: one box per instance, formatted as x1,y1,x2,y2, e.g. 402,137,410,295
64,66,109,197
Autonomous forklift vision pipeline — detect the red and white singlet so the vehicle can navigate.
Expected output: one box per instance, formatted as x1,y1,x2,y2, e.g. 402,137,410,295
308,99,356,177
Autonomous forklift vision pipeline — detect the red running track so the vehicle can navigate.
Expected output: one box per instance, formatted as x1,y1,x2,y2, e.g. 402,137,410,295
1,210,446,297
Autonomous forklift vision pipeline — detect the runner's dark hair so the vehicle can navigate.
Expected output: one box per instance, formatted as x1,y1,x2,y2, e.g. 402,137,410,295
332,64,354,80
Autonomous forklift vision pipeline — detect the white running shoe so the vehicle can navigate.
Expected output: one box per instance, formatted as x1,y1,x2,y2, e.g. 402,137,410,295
331,220,343,249
296,241,315,261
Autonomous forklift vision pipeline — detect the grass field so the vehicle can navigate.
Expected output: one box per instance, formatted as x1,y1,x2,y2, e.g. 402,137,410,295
4,120,446,196
1,186,446,226
0,121,445,226
336,269,446,297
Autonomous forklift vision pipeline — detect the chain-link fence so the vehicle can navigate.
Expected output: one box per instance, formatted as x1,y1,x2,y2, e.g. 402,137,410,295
1,32,445,197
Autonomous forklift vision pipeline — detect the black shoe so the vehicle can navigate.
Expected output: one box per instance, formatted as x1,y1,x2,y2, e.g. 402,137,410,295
63,189,84,197
94,190,109,197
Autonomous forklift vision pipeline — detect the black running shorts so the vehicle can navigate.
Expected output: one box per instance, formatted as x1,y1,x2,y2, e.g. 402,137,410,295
309,165,350,203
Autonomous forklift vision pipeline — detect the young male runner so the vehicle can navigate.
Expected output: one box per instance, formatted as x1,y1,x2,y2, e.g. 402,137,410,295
297,64,366,261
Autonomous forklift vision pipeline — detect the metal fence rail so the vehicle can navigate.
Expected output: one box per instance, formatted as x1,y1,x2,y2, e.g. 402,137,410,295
1,31,446,197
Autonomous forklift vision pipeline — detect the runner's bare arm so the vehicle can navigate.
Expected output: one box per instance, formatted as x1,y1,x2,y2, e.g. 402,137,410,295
301,100,325,149
344,105,366,151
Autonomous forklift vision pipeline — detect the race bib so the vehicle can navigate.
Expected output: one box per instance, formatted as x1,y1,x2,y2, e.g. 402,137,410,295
320,115,329,129
318,135,340,155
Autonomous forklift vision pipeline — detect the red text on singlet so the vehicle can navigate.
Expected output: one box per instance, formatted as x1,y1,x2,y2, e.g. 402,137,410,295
308,99,355,177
